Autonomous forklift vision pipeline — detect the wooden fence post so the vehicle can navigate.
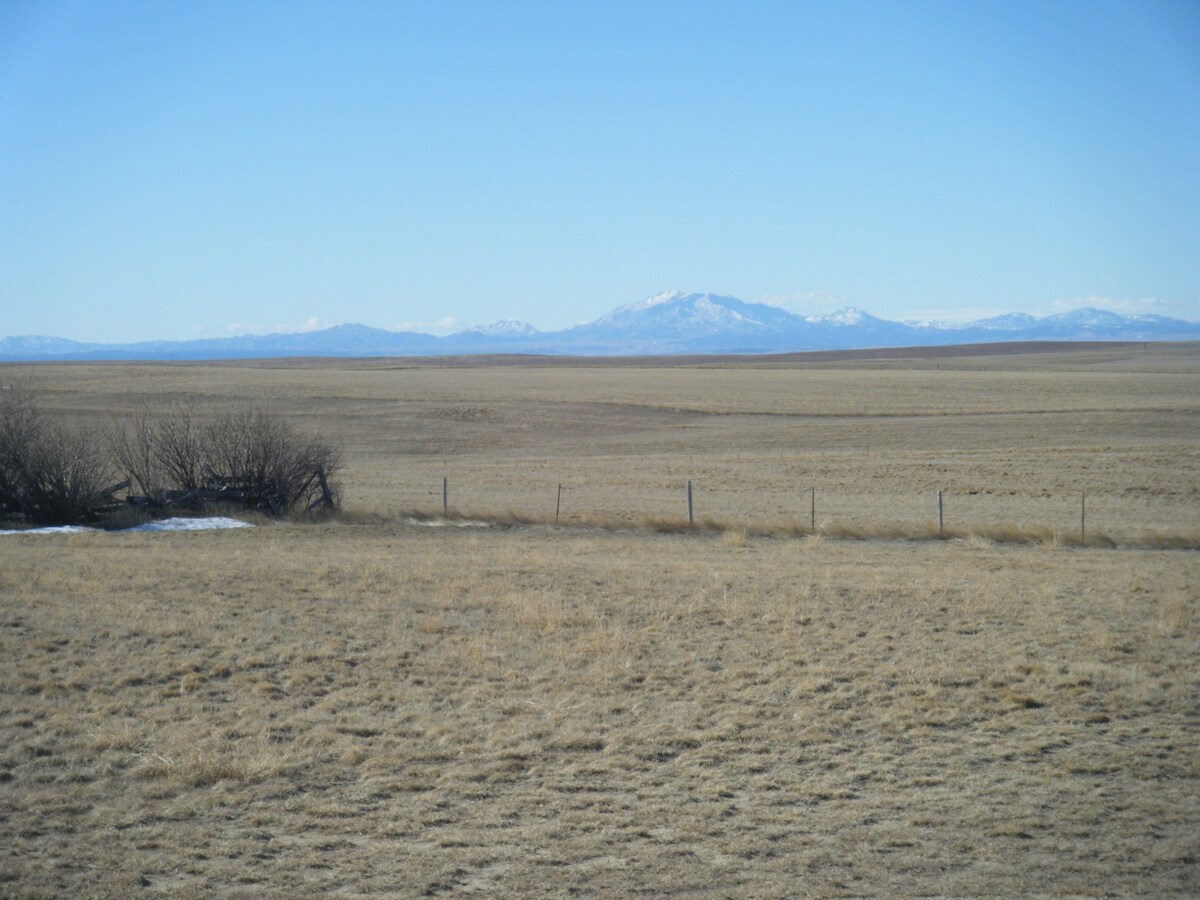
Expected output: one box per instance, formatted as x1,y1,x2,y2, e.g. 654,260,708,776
556,483,562,525
316,466,333,509
938,490,944,538
442,477,447,516
811,486,815,533
687,480,693,525
1081,491,1086,544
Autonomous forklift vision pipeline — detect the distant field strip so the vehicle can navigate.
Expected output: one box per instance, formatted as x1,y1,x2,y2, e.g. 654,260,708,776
387,508,1200,551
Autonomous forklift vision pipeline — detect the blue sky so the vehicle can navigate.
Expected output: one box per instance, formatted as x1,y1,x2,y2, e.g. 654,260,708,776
2,0,1198,342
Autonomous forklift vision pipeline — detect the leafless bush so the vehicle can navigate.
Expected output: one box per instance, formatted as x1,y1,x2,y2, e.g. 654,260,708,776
108,403,205,498
109,403,341,515
0,386,39,517
202,407,341,513
0,386,119,524
154,403,208,493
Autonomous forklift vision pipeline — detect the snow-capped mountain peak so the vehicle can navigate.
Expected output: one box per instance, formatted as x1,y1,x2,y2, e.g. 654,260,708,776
589,292,796,337
641,290,688,308
973,312,1040,331
599,290,698,321
805,307,868,326
3,294,1197,360
1045,307,1127,327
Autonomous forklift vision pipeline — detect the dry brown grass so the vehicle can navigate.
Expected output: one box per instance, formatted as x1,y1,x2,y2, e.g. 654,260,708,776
1,523,1197,895
390,509,1200,550
5,344,1198,539
1,345,1198,895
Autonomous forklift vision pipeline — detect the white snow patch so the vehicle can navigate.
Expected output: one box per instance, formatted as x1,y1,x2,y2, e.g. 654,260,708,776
641,290,686,308
598,291,688,321
0,525,91,536
0,517,255,536
127,517,255,532
404,517,491,528
806,307,865,326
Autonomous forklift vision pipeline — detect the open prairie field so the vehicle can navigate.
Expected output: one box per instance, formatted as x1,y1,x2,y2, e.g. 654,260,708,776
2,343,1198,895
6,341,1200,537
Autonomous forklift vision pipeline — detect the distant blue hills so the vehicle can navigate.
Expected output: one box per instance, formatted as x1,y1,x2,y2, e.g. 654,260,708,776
3,292,1197,360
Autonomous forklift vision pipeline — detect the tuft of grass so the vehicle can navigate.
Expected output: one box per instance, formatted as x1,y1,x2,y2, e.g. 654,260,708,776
823,521,925,541
972,523,1043,545
136,745,300,786
644,516,704,534
962,533,992,550
720,527,748,548
1123,530,1200,551
416,615,446,634
1159,596,1191,635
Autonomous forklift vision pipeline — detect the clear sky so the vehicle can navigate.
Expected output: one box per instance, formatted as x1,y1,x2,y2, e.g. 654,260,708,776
2,0,1198,342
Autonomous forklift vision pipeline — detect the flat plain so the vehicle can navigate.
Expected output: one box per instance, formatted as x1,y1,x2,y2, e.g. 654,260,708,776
1,342,1198,896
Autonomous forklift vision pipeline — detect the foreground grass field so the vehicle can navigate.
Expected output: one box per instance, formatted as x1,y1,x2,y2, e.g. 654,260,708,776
2,524,1197,895
2,343,1198,894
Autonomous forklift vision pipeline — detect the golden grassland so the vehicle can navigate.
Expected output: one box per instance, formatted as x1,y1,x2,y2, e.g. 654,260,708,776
1,342,1198,895
5,342,1199,536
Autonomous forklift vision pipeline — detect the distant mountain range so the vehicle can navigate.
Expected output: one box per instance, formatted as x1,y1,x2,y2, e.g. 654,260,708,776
3,292,1198,360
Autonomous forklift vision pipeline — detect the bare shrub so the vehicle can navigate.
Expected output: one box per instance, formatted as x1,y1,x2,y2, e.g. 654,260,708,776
107,404,199,499
109,403,341,515
0,385,40,517
149,403,206,494
0,386,119,525
202,407,341,514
